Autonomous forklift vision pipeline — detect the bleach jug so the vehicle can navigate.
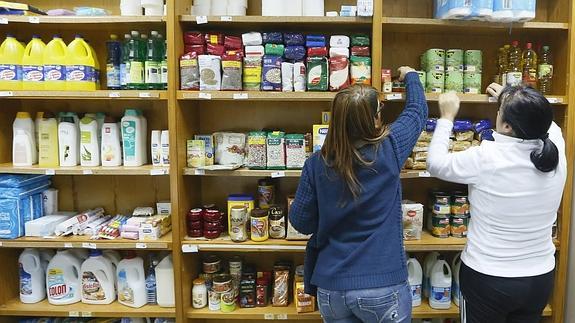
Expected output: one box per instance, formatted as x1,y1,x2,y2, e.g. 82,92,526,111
155,254,175,307
19,248,46,303
430,257,452,310
40,249,55,272
423,251,440,298
79,116,100,167
43,35,67,90
452,253,462,307
46,250,82,305
103,250,122,270
13,111,37,164
12,129,34,166
22,35,46,90
81,250,116,305
0,34,25,90
66,35,98,91
407,257,423,307
117,252,147,308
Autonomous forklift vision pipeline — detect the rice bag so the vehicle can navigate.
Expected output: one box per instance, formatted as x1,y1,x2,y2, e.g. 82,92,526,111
243,56,262,91
267,131,286,170
247,131,267,169
262,55,282,91
180,52,200,90
265,44,285,56
330,35,350,48
293,62,306,92
263,32,283,44
184,44,206,55
306,35,326,48
473,119,492,134
329,47,350,58
307,57,328,91
426,118,438,132
214,132,246,166
351,34,370,46
198,55,221,91
307,47,328,57
221,52,243,91
454,120,473,132
207,43,225,56
245,45,265,57
282,62,294,92
205,33,224,45
242,32,263,46
351,46,370,57
224,35,243,50
184,32,204,45
284,46,306,61
284,33,305,46
350,56,372,85
329,56,350,92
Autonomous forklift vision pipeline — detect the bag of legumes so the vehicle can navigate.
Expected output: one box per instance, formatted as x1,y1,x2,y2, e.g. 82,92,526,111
214,132,247,166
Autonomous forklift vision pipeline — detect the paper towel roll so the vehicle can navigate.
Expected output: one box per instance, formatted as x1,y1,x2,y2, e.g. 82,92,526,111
42,188,58,215
262,0,280,16
303,0,324,16
141,0,164,7
145,6,164,16
121,0,143,16
192,5,211,16
446,7,471,19
211,0,228,15
227,5,247,16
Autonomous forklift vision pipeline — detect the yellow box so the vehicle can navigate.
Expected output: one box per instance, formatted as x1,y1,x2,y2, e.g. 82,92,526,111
313,125,329,153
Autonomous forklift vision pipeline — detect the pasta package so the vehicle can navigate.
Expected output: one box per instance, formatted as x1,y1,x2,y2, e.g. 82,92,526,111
245,45,265,57
351,34,371,46
221,52,243,91
263,32,283,44
402,201,423,240
418,131,433,142
414,151,428,162
285,46,306,61
184,32,204,45
284,33,305,46
282,62,294,92
224,35,243,50
243,56,262,91
180,52,200,90
453,141,472,152
214,132,247,166
198,55,221,91
262,55,283,91
412,162,427,170
329,56,350,92
306,35,326,48
272,270,290,307
306,57,328,91
351,56,372,85
293,62,306,92
329,47,350,58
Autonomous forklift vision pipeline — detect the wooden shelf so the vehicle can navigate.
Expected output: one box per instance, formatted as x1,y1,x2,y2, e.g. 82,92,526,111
0,15,165,24
0,164,169,176
180,15,371,25
0,299,176,318
182,232,465,253
0,232,172,250
383,93,567,105
184,167,432,179
177,91,336,101
382,17,569,34
0,90,168,100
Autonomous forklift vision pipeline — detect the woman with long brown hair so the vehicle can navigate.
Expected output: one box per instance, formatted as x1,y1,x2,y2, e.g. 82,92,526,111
289,67,428,323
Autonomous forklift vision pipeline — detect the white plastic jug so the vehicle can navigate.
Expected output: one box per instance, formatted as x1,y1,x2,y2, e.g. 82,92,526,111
117,252,147,308
39,249,55,272
407,257,423,307
121,109,146,167
101,117,123,167
46,250,82,305
58,113,79,167
155,254,175,307
19,248,46,303
423,251,440,298
452,253,462,307
430,258,452,310
13,129,34,167
13,111,37,165
79,116,100,167
81,250,116,305
103,250,122,269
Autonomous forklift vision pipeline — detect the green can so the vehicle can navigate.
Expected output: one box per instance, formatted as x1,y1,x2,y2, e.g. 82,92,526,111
426,71,444,94
220,290,236,312
432,214,451,238
420,54,426,71
464,72,482,94
464,50,483,72
445,71,464,93
450,215,469,238
446,49,464,71
417,71,426,88
425,49,445,72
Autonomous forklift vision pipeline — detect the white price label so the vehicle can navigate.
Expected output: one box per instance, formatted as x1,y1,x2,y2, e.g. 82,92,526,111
0,18,8,24
68,311,80,317
82,242,97,249
82,169,93,175
465,66,477,72
418,171,431,178
136,243,148,249
150,168,166,176
139,92,152,98
488,97,498,103
196,15,208,24
182,244,199,253
233,93,249,100
0,241,3,247
109,92,121,98
64,243,73,248
0,91,14,97
42,236,56,239
45,169,56,175
198,92,212,100
220,16,233,22
81,312,93,318
547,97,559,104
28,16,40,24
271,171,285,178
194,169,206,175
386,93,402,101
264,314,274,320
276,314,288,320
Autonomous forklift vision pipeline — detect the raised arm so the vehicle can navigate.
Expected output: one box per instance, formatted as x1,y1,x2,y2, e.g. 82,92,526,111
288,160,318,235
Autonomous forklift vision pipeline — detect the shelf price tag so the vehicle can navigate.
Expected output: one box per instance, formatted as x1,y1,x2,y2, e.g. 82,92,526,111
233,93,249,100
82,242,97,249
196,15,208,24
139,92,152,98
0,91,14,97
198,92,212,100
68,311,80,317
82,169,94,175
136,243,148,249
64,243,73,248
276,314,288,320
264,314,274,320
28,16,40,24
81,312,93,318
150,168,167,176
109,92,121,98
0,241,3,247
45,169,56,175
418,171,431,178
194,169,206,175
385,93,402,101
220,16,233,22
42,236,56,239
182,244,199,253
0,18,8,24
546,97,559,104
271,171,285,178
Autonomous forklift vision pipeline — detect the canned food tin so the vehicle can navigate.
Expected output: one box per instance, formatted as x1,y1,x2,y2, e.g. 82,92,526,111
445,71,463,93
269,205,286,239
425,49,445,72
464,50,483,72
464,72,482,94
220,290,236,312
426,71,444,94
451,193,470,215
213,274,233,293
208,289,221,311
250,208,269,242
203,255,221,274
446,49,464,71
451,215,469,238
432,192,451,215
432,215,451,238
229,256,243,276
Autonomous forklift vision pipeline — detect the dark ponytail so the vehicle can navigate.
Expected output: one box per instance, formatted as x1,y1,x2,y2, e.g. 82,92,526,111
499,86,559,173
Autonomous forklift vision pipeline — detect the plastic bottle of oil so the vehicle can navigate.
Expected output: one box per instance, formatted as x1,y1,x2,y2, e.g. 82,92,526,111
496,46,508,85
538,46,553,95
506,40,523,86
127,31,145,90
522,42,538,89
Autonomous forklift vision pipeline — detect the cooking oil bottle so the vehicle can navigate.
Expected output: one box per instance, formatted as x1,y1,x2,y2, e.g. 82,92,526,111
522,42,538,89
506,40,522,86
496,46,509,85
538,46,553,95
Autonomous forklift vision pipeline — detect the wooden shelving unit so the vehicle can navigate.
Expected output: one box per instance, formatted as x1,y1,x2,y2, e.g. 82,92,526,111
180,15,371,25
0,163,169,176
183,167,432,179
0,15,166,24
0,90,168,100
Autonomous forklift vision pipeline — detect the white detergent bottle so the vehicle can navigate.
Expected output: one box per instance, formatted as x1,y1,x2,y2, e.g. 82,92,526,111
155,254,175,307
79,116,100,167
46,250,82,305
40,249,55,273
81,250,116,305
19,248,46,303
121,109,145,167
151,130,161,167
70,249,89,261
161,130,169,166
407,257,423,307
117,251,147,308
429,257,452,310
423,251,440,299
96,112,106,144
13,111,37,164
452,253,462,307
12,129,34,167
34,111,43,152
101,116,123,167
103,250,122,270
58,113,79,166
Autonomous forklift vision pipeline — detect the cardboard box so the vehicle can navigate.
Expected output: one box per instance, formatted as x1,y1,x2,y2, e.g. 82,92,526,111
156,201,171,215
25,212,75,237
382,69,392,93
312,125,329,153
195,134,215,166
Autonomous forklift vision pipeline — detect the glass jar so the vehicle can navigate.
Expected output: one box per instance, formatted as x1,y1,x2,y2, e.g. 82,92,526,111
268,205,285,239
250,208,269,242
192,278,208,309
257,178,275,209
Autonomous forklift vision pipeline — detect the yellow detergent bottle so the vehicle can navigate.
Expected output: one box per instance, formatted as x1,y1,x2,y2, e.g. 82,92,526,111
22,35,46,91
66,35,97,91
86,41,101,89
43,35,67,91
0,34,25,90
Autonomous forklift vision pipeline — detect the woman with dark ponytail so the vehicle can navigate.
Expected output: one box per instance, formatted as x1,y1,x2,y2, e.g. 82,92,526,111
427,84,567,323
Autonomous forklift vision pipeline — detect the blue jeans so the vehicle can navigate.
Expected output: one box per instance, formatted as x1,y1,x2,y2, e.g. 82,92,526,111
317,282,412,323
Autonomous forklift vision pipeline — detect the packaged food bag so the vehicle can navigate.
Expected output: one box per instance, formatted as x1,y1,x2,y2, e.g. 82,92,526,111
262,55,282,91
329,56,350,92
214,132,246,165
243,56,262,91
350,56,372,85
180,52,200,90
281,62,294,92
198,55,221,91
306,57,328,91
221,52,243,91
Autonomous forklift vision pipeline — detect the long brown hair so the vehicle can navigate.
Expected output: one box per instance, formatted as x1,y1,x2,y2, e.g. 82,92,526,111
321,85,390,200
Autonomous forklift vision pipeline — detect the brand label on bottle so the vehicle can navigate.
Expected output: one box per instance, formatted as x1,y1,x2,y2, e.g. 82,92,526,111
145,61,161,84
431,286,451,303
82,271,106,301
538,64,553,78
106,64,121,88
66,65,95,82
0,64,21,81
120,63,127,86
44,65,66,82
410,284,422,303
122,120,136,161
48,268,74,300
81,131,93,162
118,269,135,304
129,61,144,84
506,72,523,87
19,263,32,295
161,61,168,84
146,271,157,304
23,65,44,82
161,143,169,165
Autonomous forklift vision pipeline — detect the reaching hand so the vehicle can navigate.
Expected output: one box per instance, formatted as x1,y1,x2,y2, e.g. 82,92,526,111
438,92,461,122
398,66,416,81
486,83,504,99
